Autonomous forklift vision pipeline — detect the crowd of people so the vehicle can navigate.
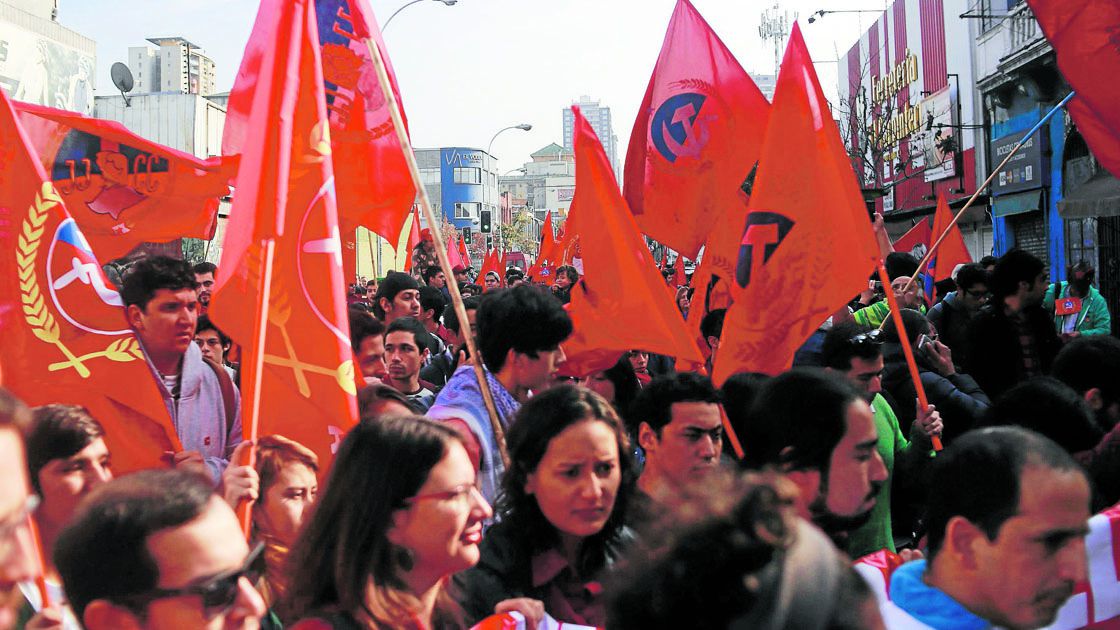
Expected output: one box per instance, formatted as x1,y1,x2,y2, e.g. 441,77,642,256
2,240,1119,630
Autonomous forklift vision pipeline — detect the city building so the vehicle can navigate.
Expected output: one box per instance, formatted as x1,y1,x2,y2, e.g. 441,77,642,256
129,37,217,96
414,146,500,244
499,142,576,220
838,0,987,258
974,0,1118,328
0,0,95,114
563,95,619,183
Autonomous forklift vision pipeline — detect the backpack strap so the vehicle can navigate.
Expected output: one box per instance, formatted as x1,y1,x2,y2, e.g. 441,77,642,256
201,356,237,440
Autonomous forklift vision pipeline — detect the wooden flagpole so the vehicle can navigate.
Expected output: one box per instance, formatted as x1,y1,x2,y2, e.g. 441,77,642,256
363,37,508,468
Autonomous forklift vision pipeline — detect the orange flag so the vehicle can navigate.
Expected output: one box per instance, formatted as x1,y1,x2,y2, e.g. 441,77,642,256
13,102,232,261
624,0,770,258
559,106,704,377
446,233,465,270
712,25,879,383
926,192,972,298
672,257,687,288
479,248,502,290
210,0,357,473
0,89,180,474
458,234,472,268
892,218,931,254
402,208,420,271
225,0,416,243
527,211,558,280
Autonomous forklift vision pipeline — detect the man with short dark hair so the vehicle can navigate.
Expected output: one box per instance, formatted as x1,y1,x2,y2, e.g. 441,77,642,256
452,265,470,286
427,285,573,502
927,262,989,368
0,390,38,630
421,296,481,390
887,427,1089,630
349,307,386,383
505,267,525,287
54,469,266,629
192,262,217,312
630,373,723,523
122,256,240,482
194,315,236,381
371,270,421,324
822,320,941,557
383,317,438,412
965,249,1061,399
741,369,888,551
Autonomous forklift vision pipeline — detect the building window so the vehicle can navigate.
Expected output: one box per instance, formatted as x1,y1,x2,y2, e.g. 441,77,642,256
454,202,480,219
454,167,482,185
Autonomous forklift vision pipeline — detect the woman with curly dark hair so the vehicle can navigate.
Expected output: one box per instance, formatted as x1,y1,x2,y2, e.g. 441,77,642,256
453,385,636,627
284,417,491,629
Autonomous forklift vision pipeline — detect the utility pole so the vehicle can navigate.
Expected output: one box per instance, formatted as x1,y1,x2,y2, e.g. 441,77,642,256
759,4,797,78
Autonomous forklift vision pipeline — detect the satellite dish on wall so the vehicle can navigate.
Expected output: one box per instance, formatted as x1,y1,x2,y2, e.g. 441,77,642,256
111,62,134,107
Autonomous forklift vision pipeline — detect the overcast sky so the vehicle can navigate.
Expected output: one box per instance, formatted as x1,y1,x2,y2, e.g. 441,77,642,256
62,0,889,174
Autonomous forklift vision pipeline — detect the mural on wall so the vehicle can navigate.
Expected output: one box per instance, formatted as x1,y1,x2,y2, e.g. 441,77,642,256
0,23,95,115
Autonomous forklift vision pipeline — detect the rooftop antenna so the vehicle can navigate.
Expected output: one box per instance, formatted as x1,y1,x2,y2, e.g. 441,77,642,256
759,4,797,78
110,62,134,107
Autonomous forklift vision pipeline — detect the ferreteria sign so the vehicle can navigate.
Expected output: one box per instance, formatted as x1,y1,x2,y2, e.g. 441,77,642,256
870,51,921,150
872,51,918,105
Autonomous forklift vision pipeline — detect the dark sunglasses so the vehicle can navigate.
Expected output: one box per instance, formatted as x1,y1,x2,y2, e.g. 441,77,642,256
119,542,265,618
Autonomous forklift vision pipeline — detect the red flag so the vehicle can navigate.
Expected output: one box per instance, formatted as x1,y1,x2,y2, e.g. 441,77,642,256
624,0,770,258
927,193,972,292
458,234,471,268
892,218,931,254
1028,0,1120,178
0,90,180,474
401,208,420,271
527,211,558,280
499,249,509,275
13,102,231,261
713,25,879,383
672,257,687,287
478,248,502,290
559,106,704,377
225,0,416,241
210,0,358,473
445,233,465,270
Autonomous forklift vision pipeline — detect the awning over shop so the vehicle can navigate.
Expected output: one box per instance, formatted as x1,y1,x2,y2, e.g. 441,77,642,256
1059,171,1120,219
993,190,1044,218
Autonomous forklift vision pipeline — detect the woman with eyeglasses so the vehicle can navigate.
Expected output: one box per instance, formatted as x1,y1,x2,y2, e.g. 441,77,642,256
284,416,491,629
453,385,636,627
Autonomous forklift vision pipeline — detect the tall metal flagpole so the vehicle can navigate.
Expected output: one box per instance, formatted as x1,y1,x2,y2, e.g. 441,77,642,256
362,36,508,468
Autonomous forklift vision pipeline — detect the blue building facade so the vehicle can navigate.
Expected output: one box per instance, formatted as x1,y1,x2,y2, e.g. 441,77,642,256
989,108,1068,283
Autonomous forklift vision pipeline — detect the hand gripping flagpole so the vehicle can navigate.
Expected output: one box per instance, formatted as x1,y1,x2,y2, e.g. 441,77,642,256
900,92,1076,298
363,36,508,469
877,263,943,452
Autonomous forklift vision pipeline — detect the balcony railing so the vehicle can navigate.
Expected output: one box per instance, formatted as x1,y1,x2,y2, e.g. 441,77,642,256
1008,2,1041,51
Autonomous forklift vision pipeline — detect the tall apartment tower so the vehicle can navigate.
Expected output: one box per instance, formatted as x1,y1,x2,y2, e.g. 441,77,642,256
563,95,620,182
128,37,216,96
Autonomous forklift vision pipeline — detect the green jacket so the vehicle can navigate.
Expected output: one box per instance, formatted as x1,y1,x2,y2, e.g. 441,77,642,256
847,394,910,559
853,300,926,329
1043,282,1112,336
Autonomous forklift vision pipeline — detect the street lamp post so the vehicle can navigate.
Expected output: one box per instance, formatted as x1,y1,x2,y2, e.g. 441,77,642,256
383,0,457,31
807,9,883,23
487,124,533,158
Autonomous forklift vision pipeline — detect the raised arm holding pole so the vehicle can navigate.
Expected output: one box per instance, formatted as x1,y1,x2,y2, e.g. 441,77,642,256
362,36,508,468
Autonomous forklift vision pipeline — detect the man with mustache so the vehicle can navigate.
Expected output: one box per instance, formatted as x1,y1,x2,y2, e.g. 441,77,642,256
740,369,889,553
822,320,942,559
888,427,1089,630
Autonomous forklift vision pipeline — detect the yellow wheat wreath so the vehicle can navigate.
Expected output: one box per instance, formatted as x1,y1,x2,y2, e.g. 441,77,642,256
17,182,143,378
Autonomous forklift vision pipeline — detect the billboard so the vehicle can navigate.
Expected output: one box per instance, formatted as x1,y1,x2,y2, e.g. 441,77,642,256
913,86,958,183
0,22,95,115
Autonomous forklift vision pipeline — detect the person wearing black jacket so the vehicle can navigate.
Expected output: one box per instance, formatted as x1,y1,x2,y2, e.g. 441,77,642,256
881,309,991,443
963,249,1061,400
